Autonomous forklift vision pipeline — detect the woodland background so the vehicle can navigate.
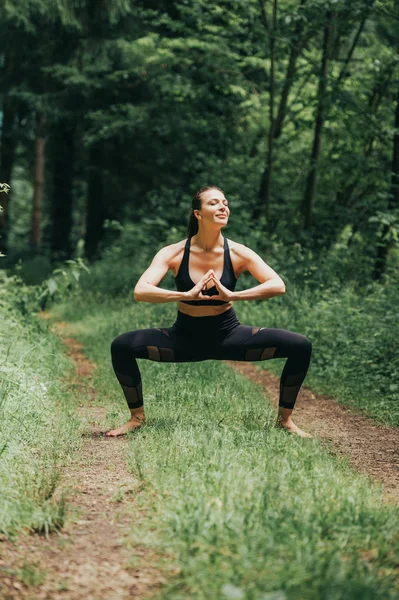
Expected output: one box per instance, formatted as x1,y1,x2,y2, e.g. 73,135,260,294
1,0,399,423
1,4,399,596
1,0,398,283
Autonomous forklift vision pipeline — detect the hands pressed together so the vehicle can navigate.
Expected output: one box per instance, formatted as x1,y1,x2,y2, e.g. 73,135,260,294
183,269,235,302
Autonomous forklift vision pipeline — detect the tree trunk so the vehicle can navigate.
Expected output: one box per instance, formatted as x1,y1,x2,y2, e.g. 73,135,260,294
85,144,105,261
335,4,371,87
30,113,46,251
373,81,399,280
274,0,307,139
301,11,334,230
0,98,17,254
258,0,278,223
51,124,75,259
336,63,395,208
254,0,307,221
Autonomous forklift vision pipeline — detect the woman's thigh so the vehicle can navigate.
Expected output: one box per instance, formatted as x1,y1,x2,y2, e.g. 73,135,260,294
211,325,311,361
111,326,208,363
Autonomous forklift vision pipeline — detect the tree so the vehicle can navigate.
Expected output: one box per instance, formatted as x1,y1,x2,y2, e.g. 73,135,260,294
301,9,335,230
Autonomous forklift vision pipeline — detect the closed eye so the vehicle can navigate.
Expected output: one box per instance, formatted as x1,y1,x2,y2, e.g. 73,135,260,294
210,198,228,204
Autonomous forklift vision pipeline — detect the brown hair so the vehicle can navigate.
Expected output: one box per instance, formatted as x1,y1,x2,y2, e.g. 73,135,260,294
187,185,224,238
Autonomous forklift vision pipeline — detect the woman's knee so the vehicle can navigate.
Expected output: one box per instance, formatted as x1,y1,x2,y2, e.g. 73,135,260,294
295,335,312,366
111,331,137,357
302,335,312,352
288,332,312,357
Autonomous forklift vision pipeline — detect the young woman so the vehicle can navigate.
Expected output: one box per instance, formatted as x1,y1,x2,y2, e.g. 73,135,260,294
108,186,313,438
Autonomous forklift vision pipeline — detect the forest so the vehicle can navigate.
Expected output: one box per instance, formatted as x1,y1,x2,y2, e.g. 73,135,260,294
1,1,398,599
1,0,398,277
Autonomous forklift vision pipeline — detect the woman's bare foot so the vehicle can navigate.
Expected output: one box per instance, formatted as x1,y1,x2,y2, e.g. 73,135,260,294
275,418,313,438
275,407,313,438
105,414,145,437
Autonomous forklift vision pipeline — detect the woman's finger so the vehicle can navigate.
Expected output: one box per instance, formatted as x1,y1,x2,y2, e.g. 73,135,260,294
210,275,221,288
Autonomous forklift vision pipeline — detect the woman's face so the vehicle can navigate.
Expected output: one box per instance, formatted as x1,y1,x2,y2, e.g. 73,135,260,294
195,188,230,227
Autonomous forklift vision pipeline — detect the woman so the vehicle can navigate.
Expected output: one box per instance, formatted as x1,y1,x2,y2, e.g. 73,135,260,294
108,186,313,438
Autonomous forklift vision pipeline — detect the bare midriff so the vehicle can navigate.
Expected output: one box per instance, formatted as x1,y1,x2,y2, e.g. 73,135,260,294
176,300,234,317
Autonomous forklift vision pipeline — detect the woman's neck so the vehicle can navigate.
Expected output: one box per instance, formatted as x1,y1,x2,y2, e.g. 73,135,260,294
193,229,223,253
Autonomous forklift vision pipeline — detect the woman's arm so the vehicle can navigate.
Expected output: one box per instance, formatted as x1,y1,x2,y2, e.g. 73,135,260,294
233,244,285,301
232,279,284,301
134,246,185,303
204,244,285,303
134,246,215,303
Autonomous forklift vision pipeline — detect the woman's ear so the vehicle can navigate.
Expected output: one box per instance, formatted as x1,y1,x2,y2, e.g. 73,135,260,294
194,209,202,220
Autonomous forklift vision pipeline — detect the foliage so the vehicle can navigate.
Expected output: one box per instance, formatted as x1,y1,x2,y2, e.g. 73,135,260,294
2,0,399,276
36,258,90,309
0,271,80,537
0,183,10,258
1,258,90,315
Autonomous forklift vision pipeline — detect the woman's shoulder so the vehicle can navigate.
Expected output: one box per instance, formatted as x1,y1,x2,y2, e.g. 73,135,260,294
158,238,187,256
226,237,243,249
165,237,249,259
161,239,188,274
225,238,253,278
226,239,272,277
226,238,250,258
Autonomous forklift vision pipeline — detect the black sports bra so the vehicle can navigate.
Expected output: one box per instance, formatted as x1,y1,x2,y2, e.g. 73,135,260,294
175,236,237,306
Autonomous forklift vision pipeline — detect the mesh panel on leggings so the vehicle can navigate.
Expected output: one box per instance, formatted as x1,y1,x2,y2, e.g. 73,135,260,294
147,346,160,361
115,371,135,386
147,346,175,362
261,347,276,360
121,381,143,409
115,371,143,408
279,385,299,408
284,372,306,387
159,347,175,361
245,346,276,361
251,327,265,336
245,347,262,360
280,369,307,408
156,328,171,337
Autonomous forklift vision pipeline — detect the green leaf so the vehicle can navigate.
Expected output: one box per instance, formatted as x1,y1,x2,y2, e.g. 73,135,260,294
47,278,58,295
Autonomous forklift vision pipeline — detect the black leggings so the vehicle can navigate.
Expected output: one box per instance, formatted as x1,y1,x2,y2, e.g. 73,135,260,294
111,307,312,410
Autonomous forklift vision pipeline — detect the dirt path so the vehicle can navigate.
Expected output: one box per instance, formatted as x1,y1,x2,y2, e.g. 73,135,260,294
1,320,398,598
226,361,399,505
0,320,167,600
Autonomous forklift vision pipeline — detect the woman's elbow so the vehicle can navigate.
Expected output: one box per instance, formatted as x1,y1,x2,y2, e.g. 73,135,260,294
134,285,143,302
278,280,286,295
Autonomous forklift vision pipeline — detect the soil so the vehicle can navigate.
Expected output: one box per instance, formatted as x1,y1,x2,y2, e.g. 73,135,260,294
225,361,399,505
0,317,170,600
1,316,398,599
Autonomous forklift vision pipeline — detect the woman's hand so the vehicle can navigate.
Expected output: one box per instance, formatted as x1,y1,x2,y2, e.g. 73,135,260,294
204,273,235,302
183,270,218,301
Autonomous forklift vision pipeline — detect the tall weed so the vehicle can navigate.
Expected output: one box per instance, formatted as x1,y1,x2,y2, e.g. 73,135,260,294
0,272,80,536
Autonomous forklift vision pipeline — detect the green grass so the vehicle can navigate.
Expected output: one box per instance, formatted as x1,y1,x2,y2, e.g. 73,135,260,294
0,293,80,537
51,294,399,600
55,270,399,427
227,278,399,426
